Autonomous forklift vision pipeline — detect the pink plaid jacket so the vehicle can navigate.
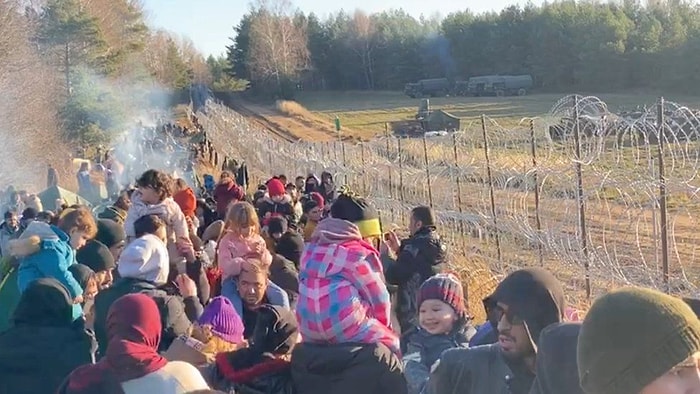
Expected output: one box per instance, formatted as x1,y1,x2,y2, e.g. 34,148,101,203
296,228,400,356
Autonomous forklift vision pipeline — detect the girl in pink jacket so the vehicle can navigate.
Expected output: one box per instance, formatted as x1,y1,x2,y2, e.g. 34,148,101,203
217,202,275,315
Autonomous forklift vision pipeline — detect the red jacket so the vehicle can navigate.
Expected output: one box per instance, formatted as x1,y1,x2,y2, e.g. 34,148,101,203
214,180,243,217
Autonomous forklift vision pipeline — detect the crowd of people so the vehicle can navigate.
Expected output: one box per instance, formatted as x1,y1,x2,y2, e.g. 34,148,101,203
0,118,700,394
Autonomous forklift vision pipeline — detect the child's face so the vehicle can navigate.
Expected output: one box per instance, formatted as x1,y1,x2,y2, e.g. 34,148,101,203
238,225,253,237
69,230,91,250
419,299,458,335
138,186,161,204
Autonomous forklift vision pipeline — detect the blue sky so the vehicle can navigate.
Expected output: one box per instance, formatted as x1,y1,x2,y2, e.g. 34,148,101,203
142,0,534,57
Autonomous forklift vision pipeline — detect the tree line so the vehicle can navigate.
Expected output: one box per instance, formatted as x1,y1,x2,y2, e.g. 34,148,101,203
227,0,700,97
1,0,213,172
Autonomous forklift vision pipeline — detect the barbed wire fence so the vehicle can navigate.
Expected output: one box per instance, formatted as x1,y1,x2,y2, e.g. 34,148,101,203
197,94,700,314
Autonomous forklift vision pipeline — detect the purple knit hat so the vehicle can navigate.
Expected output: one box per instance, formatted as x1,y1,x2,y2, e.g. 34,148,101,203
197,296,245,344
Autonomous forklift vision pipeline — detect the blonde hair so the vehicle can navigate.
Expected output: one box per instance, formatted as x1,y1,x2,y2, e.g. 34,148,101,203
224,201,260,236
241,258,270,275
190,324,242,361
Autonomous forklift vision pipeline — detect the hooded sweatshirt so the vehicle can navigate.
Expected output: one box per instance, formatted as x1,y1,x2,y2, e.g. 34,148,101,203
297,218,400,356
11,220,83,321
529,322,583,394
0,278,95,394
425,268,565,394
123,190,195,266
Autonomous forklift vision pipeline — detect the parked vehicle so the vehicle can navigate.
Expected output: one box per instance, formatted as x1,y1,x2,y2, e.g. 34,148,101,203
404,78,451,98
466,75,533,97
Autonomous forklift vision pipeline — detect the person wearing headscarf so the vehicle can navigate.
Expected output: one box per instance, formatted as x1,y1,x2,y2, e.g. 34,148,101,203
426,268,566,394
0,278,96,394
205,305,298,394
529,322,583,394
59,293,210,394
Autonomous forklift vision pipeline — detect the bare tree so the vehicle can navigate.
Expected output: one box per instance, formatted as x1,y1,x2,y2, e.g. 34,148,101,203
247,0,309,91
0,1,73,189
347,10,377,89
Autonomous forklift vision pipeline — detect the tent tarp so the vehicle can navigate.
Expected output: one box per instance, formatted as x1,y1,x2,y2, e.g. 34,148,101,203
38,186,92,211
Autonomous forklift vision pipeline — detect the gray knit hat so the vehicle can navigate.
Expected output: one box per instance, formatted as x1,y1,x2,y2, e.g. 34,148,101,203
578,286,700,394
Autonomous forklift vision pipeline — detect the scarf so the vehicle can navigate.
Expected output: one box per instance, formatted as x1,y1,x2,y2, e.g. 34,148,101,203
62,294,168,394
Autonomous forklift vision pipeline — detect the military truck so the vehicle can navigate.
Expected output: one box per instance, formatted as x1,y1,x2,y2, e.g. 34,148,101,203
404,78,451,98
467,75,533,97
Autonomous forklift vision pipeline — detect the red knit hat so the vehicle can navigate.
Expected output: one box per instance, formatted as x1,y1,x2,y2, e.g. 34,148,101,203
417,273,467,320
173,188,197,217
309,191,325,208
267,178,286,197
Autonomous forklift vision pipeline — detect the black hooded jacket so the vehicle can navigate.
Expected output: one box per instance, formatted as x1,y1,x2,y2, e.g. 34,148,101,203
425,268,565,394
385,226,447,334
529,322,584,394
207,305,298,394
0,278,96,394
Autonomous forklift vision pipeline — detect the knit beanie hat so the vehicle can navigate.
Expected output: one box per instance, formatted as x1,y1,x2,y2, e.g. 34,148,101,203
330,190,381,238
578,286,700,394
95,219,126,249
417,273,467,321
76,240,116,272
309,192,325,208
267,179,286,197
198,296,245,344
173,188,197,218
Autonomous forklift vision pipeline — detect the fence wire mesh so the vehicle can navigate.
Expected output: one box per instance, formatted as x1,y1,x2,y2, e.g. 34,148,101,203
197,95,700,312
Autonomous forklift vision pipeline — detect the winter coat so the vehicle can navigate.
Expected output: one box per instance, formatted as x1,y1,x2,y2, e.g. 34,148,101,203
424,345,518,394
469,321,499,347
257,195,296,226
275,230,304,269
124,190,195,266
93,277,203,356
427,268,565,394
270,254,299,308
11,221,83,321
385,226,446,334
214,180,244,217
217,231,272,280
297,218,400,355
529,323,583,394
0,221,17,257
291,342,407,394
0,278,95,394
403,325,475,394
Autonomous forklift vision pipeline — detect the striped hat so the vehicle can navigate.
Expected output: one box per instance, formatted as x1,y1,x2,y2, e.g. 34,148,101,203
417,273,466,320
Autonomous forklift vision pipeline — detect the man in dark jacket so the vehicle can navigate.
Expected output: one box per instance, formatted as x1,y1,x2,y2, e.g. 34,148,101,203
292,342,407,394
383,206,447,337
425,268,565,394
93,239,203,356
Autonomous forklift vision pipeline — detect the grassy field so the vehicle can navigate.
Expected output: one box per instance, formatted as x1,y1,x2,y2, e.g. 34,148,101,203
294,90,700,138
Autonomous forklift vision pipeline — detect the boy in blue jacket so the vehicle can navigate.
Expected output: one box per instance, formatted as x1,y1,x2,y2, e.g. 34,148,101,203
11,207,97,321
